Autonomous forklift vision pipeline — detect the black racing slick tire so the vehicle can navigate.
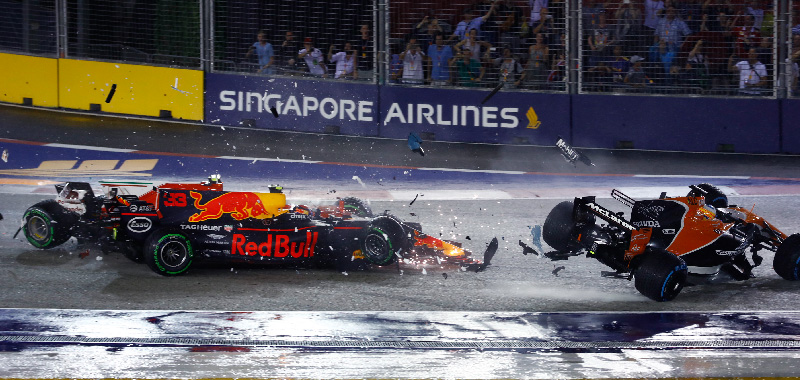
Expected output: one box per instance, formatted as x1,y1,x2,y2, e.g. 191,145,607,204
341,197,373,218
22,201,72,249
144,230,194,276
361,216,406,266
689,183,728,208
774,234,800,281
634,249,688,302
543,201,577,252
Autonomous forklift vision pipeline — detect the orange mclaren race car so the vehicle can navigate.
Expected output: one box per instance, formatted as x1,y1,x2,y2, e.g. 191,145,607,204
19,176,495,275
539,184,800,301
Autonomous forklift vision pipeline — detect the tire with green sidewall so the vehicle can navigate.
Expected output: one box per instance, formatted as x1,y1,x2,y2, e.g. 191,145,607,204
144,229,194,276
341,197,373,217
361,216,406,266
22,200,73,249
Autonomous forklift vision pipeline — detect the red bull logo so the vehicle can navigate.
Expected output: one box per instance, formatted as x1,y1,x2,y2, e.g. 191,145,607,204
232,231,318,258
188,191,287,222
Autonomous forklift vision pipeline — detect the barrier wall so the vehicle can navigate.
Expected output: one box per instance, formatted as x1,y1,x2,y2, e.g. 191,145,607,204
377,86,570,145
781,99,800,155
58,59,204,120
0,53,59,107
572,95,782,153
205,74,378,136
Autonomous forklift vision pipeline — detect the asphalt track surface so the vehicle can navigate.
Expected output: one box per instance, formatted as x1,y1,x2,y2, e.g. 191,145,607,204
4,103,800,378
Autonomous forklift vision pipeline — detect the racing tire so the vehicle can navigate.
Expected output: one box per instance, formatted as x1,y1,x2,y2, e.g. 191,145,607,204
361,216,405,266
543,201,577,252
689,183,728,208
340,197,373,218
634,249,688,302
22,201,73,249
144,230,194,276
774,234,800,281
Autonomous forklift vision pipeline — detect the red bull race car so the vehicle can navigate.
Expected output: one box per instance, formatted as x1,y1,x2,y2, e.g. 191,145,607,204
536,184,800,301
19,176,494,276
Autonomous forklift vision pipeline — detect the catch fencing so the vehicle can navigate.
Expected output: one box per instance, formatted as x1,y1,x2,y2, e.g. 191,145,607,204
0,0,797,98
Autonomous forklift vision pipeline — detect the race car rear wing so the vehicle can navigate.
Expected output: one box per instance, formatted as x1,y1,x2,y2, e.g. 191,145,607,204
574,196,638,232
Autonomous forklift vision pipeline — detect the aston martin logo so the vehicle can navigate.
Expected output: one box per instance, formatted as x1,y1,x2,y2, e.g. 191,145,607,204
0,159,158,177
526,107,541,129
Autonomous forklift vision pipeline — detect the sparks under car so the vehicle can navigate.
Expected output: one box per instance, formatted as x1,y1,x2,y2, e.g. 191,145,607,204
20,176,494,275
538,184,800,301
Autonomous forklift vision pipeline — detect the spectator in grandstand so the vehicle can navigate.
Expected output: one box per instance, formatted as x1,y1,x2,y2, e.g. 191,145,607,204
531,7,555,42
245,30,275,75
389,42,403,84
547,51,567,86
278,31,300,73
450,2,498,42
455,29,493,64
427,33,454,85
624,55,649,89
684,39,711,89
493,47,524,87
648,38,677,81
655,6,692,51
746,0,765,31
354,24,374,81
609,45,632,84
495,0,524,53
414,15,444,49
452,49,485,87
643,0,665,33
732,13,760,59
328,42,358,80
729,48,768,95
400,42,425,84
614,0,642,53
529,0,548,26
298,37,327,77
521,33,550,88
588,12,615,67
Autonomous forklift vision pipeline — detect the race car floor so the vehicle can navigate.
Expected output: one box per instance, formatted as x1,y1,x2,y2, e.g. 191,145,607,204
3,103,800,379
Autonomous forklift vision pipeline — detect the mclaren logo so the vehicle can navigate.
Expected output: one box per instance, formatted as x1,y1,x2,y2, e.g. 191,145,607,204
586,202,638,231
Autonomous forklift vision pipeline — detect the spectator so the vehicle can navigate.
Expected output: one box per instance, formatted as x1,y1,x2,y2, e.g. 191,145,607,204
685,39,711,89
614,0,642,52
277,31,300,74
452,50,485,87
625,55,649,89
522,33,550,88
729,48,768,95
455,28,493,64
298,37,327,77
609,45,632,84
245,30,275,74
732,13,760,58
746,0,765,31
547,51,567,87
450,3,497,42
427,33,454,85
400,42,425,84
389,42,403,83
649,38,677,81
655,6,692,52
414,15,443,49
588,12,615,68
644,0,665,33
493,47,524,87
328,42,358,79
354,24,374,80
529,0,548,25
495,0,524,52
531,7,555,42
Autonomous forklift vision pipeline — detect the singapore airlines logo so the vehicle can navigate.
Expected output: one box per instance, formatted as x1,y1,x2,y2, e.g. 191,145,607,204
0,159,158,177
526,107,541,129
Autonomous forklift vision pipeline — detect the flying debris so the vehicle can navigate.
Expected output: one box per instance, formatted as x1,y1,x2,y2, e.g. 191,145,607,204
471,237,498,272
519,240,539,256
352,176,365,187
442,273,448,279
2,149,8,163
481,82,504,104
270,106,279,118
552,265,566,276
410,193,419,206
79,249,90,259
408,132,425,156
105,84,117,103
555,136,594,167
530,225,543,252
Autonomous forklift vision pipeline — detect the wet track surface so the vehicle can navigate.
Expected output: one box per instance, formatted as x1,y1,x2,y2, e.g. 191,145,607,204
3,103,800,378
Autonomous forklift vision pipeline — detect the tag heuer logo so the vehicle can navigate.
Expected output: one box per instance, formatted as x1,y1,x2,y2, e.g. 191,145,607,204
224,225,233,232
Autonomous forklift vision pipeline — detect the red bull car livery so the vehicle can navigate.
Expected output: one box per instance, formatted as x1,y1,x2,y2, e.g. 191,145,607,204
20,176,494,276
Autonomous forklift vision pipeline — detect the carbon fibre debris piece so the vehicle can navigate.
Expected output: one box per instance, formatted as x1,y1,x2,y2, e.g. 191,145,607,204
105,84,117,103
555,136,594,167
